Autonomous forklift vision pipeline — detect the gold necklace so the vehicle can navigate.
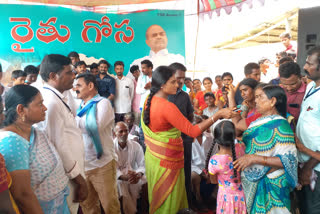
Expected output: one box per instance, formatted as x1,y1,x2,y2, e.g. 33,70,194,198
13,123,24,133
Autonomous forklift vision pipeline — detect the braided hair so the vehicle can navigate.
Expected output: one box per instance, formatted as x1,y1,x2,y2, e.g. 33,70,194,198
205,120,238,181
143,66,176,126
231,139,238,182
205,138,217,173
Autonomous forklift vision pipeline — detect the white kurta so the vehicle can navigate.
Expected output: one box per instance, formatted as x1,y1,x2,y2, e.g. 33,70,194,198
114,139,146,214
191,132,214,175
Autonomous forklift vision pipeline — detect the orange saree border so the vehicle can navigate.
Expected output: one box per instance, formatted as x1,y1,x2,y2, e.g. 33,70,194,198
149,168,180,214
144,134,184,213
144,135,184,170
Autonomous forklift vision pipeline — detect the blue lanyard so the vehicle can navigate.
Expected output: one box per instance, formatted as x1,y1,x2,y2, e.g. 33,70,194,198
304,86,320,101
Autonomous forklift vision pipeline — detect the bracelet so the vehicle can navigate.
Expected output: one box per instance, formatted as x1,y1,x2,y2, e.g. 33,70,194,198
263,156,267,166
211,116,215,123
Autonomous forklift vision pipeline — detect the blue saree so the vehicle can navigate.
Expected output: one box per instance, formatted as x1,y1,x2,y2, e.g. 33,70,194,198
241,115,298,214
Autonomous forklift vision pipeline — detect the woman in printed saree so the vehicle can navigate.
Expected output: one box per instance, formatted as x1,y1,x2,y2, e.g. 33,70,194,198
0,85,70,214
233,85,298,214
142,66,230,214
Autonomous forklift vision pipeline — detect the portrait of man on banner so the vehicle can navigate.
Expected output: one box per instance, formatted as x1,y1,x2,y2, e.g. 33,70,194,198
129,24,185,71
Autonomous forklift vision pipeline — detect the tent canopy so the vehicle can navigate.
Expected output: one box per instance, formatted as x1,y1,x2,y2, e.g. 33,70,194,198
0,0,175,6
211,8,298,50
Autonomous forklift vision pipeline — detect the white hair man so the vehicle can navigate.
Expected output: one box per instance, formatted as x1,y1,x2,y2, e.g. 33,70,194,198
114,122,147,214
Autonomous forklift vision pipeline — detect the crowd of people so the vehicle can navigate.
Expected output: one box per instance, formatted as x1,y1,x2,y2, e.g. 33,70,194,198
0,42,319,214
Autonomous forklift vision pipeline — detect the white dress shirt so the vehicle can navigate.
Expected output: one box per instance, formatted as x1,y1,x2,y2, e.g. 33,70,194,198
136,74,152,110
114,76,134,114
76,97,116,171
191,132,214,175
130,49,185,71
36,84,85,179
297,81,320,172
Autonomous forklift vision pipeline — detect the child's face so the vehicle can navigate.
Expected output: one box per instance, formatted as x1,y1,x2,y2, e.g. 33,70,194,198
26,74,38,84
90,68,99,76
205,96,215,107
222,76,233,86
222,91,228,102
281,37,291,48
184,80,193,89
76,65,87,74
13,76,26,86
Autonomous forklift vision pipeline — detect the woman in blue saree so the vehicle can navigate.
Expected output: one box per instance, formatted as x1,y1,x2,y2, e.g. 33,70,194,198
0,85,70,214
233,85,298,214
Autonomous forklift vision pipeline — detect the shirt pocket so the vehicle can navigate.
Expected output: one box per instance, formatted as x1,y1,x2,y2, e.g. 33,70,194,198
303,106,320,128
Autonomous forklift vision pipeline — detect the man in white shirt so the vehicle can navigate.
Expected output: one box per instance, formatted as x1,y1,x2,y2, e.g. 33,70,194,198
136,60,153,110
74,73,120,214
130,24,185,70
114,61,134,122
37,54,88,214
296,46,320,214
114,122,146,214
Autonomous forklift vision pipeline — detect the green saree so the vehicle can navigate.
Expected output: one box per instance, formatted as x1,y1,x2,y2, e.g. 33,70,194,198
141,118,188,214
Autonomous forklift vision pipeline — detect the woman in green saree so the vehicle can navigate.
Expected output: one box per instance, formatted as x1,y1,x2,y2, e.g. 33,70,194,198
233,85,298,214
141,66,228,214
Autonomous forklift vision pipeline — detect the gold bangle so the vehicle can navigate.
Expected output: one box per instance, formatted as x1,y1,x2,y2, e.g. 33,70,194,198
263,156,267,166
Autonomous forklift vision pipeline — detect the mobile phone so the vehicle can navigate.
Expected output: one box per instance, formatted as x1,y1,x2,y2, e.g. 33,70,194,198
289,103,299,108
233,108,242,113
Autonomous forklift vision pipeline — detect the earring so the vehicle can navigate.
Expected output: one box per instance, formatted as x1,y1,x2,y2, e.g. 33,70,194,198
22,115,25,122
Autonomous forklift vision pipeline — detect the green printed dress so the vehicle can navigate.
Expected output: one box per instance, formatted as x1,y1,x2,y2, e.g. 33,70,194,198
241,115,298,214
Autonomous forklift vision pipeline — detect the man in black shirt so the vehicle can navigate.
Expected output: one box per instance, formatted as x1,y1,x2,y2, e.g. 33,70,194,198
167,63,194,208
